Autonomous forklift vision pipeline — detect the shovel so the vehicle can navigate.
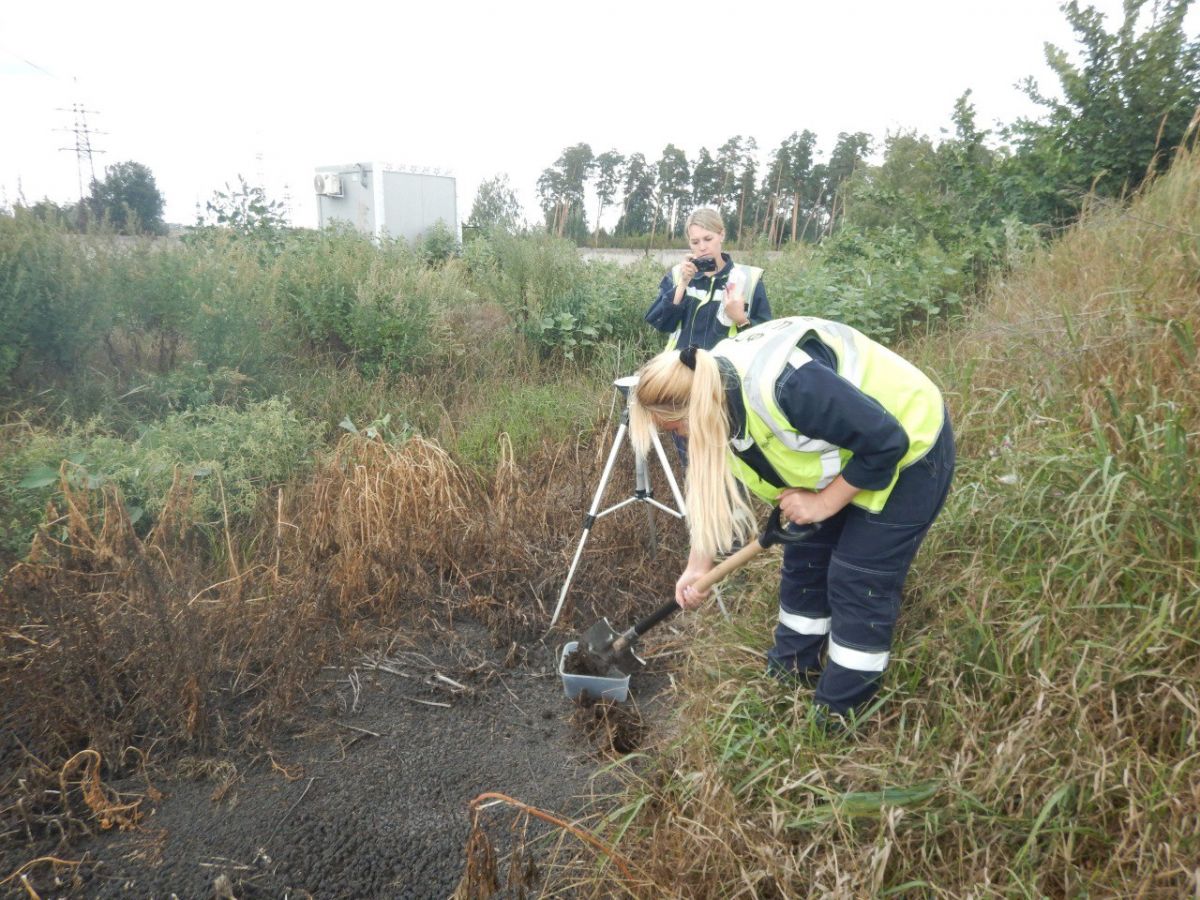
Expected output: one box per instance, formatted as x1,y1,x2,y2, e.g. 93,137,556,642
571,506,819,678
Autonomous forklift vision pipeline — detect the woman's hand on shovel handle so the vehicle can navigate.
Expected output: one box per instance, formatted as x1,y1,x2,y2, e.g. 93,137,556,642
676,550,716,610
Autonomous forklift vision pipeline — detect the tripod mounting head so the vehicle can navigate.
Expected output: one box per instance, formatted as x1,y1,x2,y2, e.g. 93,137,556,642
613,375,639,403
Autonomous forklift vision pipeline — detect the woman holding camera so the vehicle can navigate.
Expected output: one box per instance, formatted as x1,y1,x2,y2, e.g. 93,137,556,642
628,317,955,729
644,208,772,354
645,208,772,463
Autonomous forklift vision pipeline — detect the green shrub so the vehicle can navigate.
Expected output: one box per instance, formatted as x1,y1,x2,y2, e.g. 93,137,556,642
479,231,584,329
465,232,662,363
768,226,972,339
2,398,321,557
271,227,379,353
526,257,663,363
418,220,460,266
271,228,477,375
347,263,477,375
103,233,280,377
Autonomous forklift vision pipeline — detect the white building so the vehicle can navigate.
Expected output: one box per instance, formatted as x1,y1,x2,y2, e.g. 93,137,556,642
313,162,458,243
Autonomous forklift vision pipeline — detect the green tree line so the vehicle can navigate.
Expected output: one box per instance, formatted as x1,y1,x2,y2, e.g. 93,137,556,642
518,1,1198,246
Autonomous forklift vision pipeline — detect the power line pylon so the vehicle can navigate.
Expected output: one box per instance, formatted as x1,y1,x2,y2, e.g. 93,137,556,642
56,102,106,201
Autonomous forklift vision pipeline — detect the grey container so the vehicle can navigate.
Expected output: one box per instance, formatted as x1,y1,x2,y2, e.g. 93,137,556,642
559,641,630,702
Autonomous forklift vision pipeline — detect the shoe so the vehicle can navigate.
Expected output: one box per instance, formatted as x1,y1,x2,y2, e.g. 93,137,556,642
808,704,852,737
765,659,821,689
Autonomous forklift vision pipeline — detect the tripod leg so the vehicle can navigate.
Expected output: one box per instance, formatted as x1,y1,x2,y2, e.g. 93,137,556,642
634,450,658,556
547,422,628,629
650,428,687,517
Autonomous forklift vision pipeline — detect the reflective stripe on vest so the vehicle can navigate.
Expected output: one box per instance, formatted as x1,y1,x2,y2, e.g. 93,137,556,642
664,263,764,352
712,316,945,513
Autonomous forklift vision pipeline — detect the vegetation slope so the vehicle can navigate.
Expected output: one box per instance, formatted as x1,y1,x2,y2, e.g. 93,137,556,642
572,146,1200,898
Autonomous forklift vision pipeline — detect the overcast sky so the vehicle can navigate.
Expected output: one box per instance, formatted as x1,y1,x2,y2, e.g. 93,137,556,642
2,1,1192,232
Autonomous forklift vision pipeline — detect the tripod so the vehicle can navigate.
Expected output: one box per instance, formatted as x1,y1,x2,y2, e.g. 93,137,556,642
547,375,686,628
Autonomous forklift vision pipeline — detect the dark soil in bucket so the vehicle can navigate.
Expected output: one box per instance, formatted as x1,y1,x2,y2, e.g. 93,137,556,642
562,643,626,679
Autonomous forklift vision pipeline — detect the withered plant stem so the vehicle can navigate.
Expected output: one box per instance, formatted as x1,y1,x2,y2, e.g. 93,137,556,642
468,791,637,884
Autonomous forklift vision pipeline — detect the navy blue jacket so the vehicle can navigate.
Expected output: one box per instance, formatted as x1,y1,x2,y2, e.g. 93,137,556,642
645,253,772,351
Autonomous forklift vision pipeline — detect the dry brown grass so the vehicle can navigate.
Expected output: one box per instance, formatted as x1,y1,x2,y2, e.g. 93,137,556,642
0,468,341,779
456,791,643,900
298,432,474,614
1,402,685,873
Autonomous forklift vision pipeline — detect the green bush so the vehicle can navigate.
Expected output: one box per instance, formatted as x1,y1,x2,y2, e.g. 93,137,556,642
348,263,477,375
477,231,583,326
768,226,972,339
2,398,321,557
271,227,381,353
271,228,477,375
0,214,291,400
465,232,662,363
103,234,280,377
418,220,460,266
526,258,662,363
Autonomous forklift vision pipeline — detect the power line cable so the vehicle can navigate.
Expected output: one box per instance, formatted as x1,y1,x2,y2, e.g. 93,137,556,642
0,44,59,78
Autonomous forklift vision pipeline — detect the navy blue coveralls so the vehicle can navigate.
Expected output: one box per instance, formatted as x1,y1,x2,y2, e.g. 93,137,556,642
718,342,955,718
644,252,772,352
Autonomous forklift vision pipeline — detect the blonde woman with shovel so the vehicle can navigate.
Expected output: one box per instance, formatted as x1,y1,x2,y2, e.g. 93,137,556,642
628,317,955,730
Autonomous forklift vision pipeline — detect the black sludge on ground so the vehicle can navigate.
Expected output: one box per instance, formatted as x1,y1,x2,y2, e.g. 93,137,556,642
48,620,666,898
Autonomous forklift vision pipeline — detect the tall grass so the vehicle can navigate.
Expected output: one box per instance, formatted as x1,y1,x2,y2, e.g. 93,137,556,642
0,219,667,557
0,222,660,417
573,149,1200,897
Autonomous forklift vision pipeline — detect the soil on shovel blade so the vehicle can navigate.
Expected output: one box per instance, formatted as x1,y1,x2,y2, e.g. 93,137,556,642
0,617,674,899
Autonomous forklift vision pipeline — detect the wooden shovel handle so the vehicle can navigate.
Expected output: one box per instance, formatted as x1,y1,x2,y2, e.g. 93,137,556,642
618,539,767,650
691,538,768,594
615,508,820,650
691,506,819,593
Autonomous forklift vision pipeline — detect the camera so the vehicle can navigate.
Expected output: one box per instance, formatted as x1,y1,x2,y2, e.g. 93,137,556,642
692,256,717,273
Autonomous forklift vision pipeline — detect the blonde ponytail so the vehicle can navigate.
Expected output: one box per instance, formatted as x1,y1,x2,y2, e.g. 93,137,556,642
629,349,756,560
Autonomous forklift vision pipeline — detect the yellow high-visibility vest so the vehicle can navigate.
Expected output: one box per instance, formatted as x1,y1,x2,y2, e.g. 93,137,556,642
712,316,945,512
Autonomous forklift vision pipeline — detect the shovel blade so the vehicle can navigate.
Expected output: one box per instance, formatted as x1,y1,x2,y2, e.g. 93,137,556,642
581,617,641,674
582,617,618,654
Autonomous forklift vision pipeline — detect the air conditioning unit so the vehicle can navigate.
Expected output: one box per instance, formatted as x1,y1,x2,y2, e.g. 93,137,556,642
314,173,343,197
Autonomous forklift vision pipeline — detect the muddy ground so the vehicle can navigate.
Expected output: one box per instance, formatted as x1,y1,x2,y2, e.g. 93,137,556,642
1,615,679,899
1,418,700,897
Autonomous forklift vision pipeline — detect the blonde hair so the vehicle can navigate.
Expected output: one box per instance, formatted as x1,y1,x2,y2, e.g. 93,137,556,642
684,208,725,237
629,349,755,559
